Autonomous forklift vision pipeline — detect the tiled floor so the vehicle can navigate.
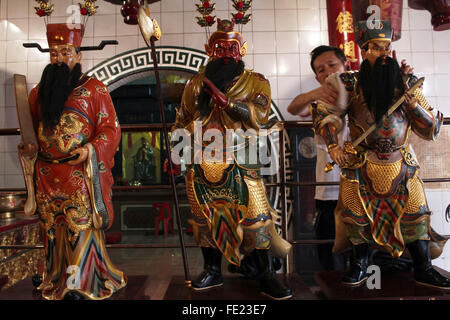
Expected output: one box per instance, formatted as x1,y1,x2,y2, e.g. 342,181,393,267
105,231,323,300
3,231,450,300
0,231,315,300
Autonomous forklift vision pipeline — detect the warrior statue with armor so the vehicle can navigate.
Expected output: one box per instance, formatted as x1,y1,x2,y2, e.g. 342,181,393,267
173,19,292,300
315,20,450,289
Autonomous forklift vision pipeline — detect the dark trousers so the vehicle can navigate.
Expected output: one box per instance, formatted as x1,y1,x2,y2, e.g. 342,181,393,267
314,200,347,271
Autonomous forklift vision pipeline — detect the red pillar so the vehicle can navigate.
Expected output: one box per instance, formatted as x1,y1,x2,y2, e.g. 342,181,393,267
326,0,360,70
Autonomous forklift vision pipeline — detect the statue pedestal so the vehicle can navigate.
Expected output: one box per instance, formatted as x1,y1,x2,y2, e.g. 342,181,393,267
315,267,450,300
0,275,151,300
163,273,317,300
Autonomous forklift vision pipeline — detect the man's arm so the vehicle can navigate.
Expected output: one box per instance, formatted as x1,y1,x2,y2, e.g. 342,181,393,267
287,83,338,116
287,91,315,116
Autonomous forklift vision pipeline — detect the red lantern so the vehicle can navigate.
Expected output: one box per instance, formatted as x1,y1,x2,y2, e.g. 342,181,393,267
121,0,140,25
206,15,214,23
203,1,210,9
236,12,243,20
237,1,244,9
80,7,88,16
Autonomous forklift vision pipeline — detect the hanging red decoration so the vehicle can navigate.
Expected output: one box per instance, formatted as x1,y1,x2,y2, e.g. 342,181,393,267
196,0,216,28
34,0,54,20
36,9,46,17
78,0,98,17
231,0,252,26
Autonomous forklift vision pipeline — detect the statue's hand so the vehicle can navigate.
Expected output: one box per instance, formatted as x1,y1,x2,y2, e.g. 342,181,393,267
404,92,418,111
18,142,37,158
67,146,88,165
393,50,414,76
202,77,228,108
329,145,348,167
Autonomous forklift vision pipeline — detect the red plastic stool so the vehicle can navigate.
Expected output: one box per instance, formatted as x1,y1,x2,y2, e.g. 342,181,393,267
153,202,174,238
106,231,122,244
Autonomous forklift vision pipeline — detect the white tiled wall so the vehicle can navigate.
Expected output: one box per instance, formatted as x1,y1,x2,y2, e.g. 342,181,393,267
1,0,450,265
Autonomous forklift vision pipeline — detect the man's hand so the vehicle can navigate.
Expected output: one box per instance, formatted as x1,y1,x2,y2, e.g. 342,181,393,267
311,82,338,105
67,146,88,165
329,145,348,167
202,77,228,109
18,142,37,158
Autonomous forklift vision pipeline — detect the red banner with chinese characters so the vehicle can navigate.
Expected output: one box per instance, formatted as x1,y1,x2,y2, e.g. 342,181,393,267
326,0,360,70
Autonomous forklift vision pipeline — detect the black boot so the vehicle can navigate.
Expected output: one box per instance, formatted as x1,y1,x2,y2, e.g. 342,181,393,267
342,243,369,286
227,254,260,280
406,240,450,290
253,249,292,300
31,274,43,288
63,290,85,300
192,247,223,291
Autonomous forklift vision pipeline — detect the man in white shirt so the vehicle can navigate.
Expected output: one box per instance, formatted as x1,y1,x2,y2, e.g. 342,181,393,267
288,45,349,270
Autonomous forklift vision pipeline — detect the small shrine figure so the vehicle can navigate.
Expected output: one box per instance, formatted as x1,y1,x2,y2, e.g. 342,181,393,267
133,137,155,184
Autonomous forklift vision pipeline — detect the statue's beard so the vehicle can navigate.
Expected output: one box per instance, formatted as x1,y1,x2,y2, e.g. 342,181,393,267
359,56,405,124
38,63,82,130
197,58,245,117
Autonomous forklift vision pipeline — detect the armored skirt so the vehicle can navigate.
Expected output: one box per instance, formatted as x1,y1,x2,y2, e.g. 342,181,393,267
335,157,447,259
186,161,281,265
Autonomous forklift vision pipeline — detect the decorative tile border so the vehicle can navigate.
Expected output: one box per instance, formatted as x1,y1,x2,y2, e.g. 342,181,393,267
85,46,285,120
86,46,208,85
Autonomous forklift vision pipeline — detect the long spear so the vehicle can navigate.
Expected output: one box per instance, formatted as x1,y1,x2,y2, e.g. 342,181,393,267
137,1,191,287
